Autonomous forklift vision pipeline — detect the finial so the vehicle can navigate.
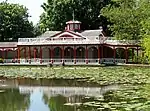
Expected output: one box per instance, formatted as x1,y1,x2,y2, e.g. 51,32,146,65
72,10,75,21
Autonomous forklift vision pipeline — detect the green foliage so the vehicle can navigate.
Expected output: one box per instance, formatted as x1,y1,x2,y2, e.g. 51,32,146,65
91,85,150,111
133,55,148,64
101,0,150,63
116,48,126,59
33,23,42,37
141,17,150,61
101,0,150,40
0,58,4,63
48,95,74,111
1,66,150,110
142,37,150,62
0,66,150,85
39,0,112,32
0,2,35,41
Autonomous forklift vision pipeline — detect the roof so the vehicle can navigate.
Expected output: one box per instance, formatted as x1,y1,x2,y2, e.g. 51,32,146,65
0,42,17,48
81,29,103,37
38,31,61,38
51,30,83,38
39,29,103,40
66,20,81,24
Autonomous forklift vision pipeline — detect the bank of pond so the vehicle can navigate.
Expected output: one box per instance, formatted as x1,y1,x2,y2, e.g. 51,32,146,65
0,66,150,111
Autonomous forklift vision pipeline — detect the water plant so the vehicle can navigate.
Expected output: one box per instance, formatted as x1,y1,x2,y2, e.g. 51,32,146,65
0,66,150,85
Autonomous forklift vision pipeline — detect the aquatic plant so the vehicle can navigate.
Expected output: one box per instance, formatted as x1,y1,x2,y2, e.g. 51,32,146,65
0,66,150,85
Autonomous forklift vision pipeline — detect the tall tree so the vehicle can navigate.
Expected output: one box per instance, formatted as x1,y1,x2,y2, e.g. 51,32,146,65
0,2,34,42
33,23,42,37
101,0,150,40
39,0,112,32
101,0,150,61
141,17,150,61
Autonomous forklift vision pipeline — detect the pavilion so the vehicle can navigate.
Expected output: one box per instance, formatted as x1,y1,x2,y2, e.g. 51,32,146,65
0,20,141,64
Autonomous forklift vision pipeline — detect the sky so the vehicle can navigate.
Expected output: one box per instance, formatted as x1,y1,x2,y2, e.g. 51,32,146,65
0,0,46,25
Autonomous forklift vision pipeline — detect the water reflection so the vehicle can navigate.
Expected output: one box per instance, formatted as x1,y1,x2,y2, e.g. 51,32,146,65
0,78,119,111
0,88,29,111
28,90,49,111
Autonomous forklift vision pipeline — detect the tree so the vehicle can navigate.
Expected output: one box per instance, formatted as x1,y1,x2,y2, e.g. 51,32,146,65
101,0,150,40
138,1,150,62
141,18,150,62
39,0,112,32
101,0,150,61
0,2,34,42
33,23,42,37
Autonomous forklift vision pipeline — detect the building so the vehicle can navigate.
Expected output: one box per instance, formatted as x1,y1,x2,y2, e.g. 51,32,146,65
0,20,141,64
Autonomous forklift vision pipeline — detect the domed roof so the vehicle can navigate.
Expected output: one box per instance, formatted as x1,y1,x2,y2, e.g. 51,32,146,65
66,20,81,24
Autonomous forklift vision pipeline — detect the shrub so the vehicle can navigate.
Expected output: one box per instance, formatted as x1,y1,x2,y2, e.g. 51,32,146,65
133,56,149,64
0,58,4,63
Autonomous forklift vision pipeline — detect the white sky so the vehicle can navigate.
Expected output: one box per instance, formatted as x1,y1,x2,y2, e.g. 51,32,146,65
0,0,46,25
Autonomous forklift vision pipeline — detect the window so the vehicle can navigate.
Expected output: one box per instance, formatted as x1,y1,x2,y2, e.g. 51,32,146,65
75,24,78,29
70,24,73,30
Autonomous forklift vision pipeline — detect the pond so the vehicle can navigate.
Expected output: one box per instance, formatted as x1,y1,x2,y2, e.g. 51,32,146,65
0,78,150,111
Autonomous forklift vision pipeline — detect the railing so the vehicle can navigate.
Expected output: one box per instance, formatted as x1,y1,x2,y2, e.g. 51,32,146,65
105,40,140,45
76,59,86,63
2,58,126,64
18,38,101,45
101,58,115,64
42,59,50,63
101,58,126,64
64,59,74,63
4,59,16,63
115,59,126,63
18,38,139,45
53,59,62,63
88,59,99,63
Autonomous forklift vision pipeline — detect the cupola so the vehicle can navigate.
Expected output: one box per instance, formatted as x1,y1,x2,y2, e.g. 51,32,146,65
66,20,81,32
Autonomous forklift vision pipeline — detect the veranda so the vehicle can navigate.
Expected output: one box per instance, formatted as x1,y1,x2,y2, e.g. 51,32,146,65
0,38,141,65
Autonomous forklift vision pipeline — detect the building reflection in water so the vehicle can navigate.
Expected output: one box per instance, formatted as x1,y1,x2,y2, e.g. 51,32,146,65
0,78,119,111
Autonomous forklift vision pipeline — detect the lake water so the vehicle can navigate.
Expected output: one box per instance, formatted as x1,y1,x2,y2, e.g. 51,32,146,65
0,78,120,111
0,78,149,111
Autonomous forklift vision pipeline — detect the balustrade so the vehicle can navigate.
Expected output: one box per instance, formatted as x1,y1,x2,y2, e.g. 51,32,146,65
76,59,86,63
18,38,139,45
64,59,74,63
2,58,127,64
88,59,99,63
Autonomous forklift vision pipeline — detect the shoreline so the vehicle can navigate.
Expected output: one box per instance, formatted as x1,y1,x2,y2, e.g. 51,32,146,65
0,63,150,67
